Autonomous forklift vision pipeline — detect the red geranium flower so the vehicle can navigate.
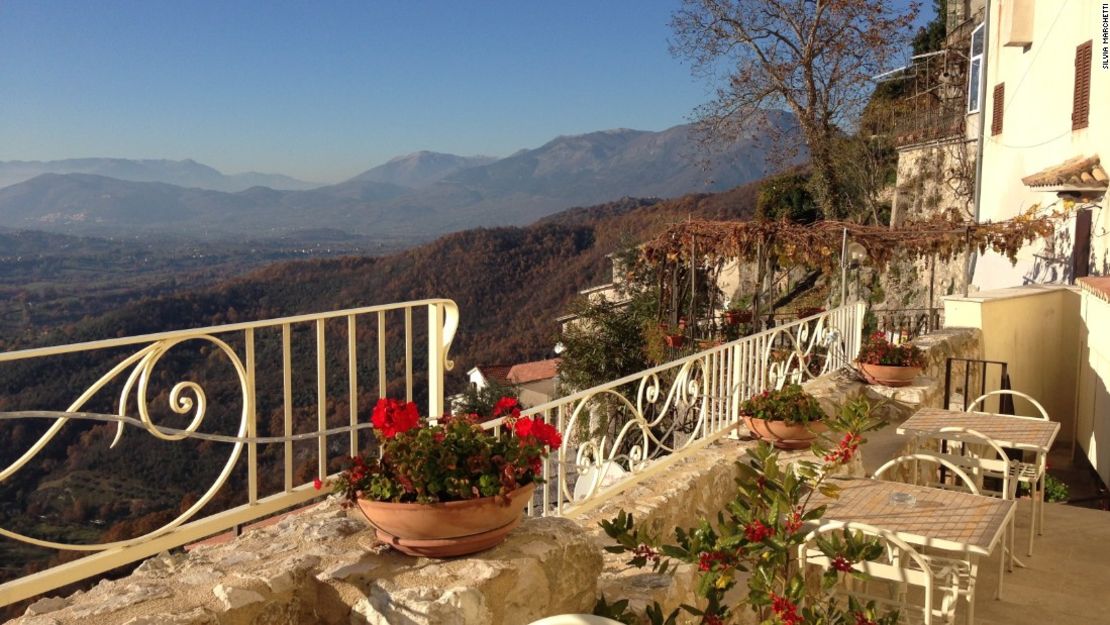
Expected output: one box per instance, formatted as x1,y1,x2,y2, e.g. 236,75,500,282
371,398,420,438
493,396,522,419
513,416,562,449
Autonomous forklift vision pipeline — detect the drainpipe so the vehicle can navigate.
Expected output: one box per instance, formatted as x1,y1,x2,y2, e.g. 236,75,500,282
967,0,992,296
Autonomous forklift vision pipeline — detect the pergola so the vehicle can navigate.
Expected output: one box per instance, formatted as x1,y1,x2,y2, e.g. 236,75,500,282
639,205,1066,327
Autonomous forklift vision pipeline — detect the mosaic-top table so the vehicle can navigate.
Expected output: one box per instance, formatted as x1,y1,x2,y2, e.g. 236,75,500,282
808,478,1015,556
896,407,1060,453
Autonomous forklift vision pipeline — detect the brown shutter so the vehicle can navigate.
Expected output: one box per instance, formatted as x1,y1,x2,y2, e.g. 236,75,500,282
1073,40,1093,131
1073,208,1092,280
991,83,1004,136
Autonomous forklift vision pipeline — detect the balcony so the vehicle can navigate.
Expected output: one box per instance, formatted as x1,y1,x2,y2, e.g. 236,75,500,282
0,290,1107,625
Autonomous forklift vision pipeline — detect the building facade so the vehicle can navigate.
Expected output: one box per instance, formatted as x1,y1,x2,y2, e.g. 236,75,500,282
973,0,1109,289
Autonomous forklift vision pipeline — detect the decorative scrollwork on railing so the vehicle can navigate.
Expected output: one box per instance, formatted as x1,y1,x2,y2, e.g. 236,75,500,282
555,355,720,505
764,315,848,391
521,304,863,513
0,335,249,552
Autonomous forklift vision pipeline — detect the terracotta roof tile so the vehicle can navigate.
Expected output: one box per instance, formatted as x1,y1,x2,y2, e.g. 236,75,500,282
507,358,561,384
1079,277,1110,304
474,365,514,385
1021,155,1107,190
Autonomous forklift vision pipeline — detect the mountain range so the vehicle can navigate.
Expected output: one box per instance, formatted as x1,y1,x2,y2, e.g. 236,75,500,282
0,114,796,239
0,158,319,193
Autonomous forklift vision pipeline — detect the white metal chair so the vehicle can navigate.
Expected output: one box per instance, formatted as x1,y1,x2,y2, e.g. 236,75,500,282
872,453,987,623
965,390,1049,420
932,427,1021,582
801,521,960,625
526,616,624,625
966,390,1049,554
872,453,983,496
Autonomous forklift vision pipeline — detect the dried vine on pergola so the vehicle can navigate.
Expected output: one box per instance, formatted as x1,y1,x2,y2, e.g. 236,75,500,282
641,206,1065,272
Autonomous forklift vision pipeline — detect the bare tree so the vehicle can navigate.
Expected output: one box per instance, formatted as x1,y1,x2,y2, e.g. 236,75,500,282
671,0,919,219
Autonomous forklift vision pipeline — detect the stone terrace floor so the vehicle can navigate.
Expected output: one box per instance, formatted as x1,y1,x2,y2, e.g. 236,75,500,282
973,499,1110,625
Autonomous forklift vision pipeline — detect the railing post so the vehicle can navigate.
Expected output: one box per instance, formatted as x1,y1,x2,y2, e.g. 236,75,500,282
245,328,257,505
853,301,867,361
427,303,445,421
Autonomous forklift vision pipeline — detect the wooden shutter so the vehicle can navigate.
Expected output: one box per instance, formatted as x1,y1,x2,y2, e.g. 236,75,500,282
991,83,1004,136
1072,40,1093,131
1073,208,1092,279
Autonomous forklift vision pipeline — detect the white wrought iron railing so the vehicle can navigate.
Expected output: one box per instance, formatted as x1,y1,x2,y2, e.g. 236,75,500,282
484,301,867,517
0,299,863,606
0,299,458,606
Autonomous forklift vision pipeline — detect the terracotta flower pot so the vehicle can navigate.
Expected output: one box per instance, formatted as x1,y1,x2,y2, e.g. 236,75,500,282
722,310,752,325
664,334,686,348
858,362,922,388
357,482,535,557
742,416,827,450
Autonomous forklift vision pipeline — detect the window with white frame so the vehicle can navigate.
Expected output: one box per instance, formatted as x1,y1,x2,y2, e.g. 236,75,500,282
967,23,985,113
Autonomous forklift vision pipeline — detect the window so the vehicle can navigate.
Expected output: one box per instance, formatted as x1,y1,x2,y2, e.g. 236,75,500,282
991,83,1005,135
967,23,985,113
1073,40,1093,130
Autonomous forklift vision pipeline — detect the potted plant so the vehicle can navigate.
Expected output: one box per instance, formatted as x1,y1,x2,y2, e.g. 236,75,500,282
856,331,926,387
722,296,753,326
330,396,560,557
739,383,828,449
659,322,686,348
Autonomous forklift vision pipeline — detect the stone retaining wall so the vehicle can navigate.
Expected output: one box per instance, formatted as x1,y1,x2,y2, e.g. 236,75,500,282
9,504,601,625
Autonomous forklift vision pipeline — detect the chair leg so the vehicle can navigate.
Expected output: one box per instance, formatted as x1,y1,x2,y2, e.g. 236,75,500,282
1038,479,1045,536
997,542,1005,601
1008,517,1016,572
1027,495,1036,557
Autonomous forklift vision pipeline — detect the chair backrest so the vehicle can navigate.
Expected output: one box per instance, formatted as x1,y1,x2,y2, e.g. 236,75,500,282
526,616,625,625
872,453,981,496
801,521,939,625
943,357,1008,411
936,426,1015,499
966,389,1049,420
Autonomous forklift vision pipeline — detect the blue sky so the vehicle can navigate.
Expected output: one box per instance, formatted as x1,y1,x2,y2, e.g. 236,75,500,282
0,1,926,183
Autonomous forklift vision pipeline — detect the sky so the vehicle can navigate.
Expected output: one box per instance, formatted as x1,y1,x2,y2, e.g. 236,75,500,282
0,1,927,183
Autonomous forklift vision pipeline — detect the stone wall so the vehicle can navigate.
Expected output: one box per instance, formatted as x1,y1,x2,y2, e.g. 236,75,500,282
9,437,765,625
9,504,601,625
881,139,977,311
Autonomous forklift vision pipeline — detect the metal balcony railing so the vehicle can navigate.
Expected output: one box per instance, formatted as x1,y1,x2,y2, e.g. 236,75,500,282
0,299,865,606
871,307,944,341
0,299,458,606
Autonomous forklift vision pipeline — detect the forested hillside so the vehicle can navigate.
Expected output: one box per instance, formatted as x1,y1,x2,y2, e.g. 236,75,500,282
0,183,757,593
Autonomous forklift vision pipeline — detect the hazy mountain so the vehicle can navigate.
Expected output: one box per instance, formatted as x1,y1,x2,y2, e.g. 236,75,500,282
0,115,798,238
371,114,796,233
441,122,775,202
347,151,497,189
0,158,319,192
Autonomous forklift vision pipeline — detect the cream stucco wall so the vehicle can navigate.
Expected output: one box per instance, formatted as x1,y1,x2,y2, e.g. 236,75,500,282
974,0,1109,289
944,285,1081,442
1077,285,1110,485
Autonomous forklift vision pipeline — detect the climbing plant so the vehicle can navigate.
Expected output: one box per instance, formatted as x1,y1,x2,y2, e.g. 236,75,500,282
641,205,1068,274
